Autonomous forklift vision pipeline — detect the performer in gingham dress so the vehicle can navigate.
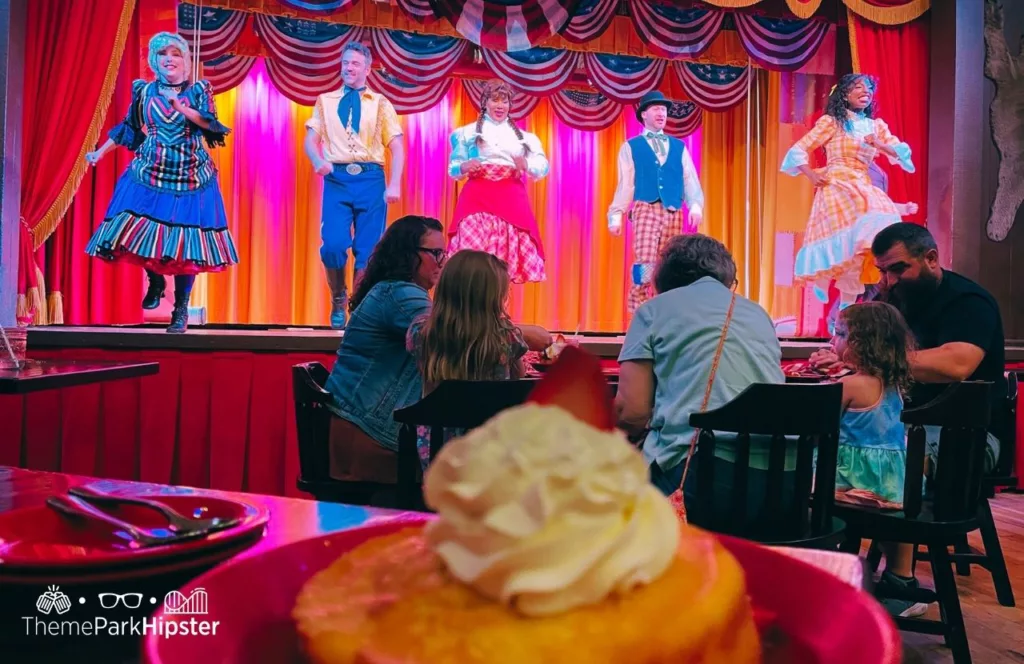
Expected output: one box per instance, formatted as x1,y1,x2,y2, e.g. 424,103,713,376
447,79,549,283
781,73,917,313
84,32,237,334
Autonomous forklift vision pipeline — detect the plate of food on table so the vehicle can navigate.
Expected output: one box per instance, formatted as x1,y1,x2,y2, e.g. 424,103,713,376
146,348,899,664
530,333,578,372
783,360,854,382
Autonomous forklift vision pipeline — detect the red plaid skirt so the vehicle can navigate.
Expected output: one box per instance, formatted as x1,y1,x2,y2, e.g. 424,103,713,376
450,166,544,259
449,212,546,283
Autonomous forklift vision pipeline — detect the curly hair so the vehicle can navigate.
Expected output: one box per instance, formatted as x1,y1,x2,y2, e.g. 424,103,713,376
826,73,877,131
837,302,915,395
348,215,444,313
148,32,192,84
654,234,737,294
475,79,531,155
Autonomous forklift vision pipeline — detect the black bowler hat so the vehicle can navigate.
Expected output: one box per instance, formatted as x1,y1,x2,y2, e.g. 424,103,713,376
636,91,670,121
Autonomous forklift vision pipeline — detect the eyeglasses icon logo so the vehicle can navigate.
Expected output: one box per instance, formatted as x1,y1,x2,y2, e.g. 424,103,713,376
36,585,72,615
98,593,144,610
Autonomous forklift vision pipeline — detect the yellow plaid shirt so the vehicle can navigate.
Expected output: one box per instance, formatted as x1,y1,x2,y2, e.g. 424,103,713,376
305,87,403,165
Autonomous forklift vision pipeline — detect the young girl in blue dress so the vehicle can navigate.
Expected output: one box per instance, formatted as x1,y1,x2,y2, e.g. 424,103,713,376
84,32,237,333
832,301,928,618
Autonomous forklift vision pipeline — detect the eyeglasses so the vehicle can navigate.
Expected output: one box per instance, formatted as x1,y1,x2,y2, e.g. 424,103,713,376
418,247,446,265
98,593,143,609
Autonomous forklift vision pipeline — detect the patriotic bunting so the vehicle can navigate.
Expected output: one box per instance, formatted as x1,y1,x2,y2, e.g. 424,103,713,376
393,0,437,24
368,70,454,114
676,63,750,112
626,1,725,59
733,14,830,71
202,54,258,94
431,0,581,52
561,0,618,44
584,53,665,104
370,29,467,84
275,0,360,16
178,4,249,62
665,100,703,138
481,48,579,96
463,79,540,120
549,89,620,131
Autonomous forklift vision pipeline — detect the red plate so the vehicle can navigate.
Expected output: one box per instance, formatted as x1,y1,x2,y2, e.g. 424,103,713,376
143,519,900,664
0,494,269,577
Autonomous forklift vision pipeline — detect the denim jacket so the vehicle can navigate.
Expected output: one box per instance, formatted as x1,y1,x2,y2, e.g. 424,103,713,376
325,281,431,451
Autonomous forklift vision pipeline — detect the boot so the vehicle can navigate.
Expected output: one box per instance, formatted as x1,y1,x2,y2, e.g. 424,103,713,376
142,270,166,310
166,276,194,334
325,267,348,330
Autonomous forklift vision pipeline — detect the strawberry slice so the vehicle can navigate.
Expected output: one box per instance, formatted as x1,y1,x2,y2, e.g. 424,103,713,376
527,345,615,430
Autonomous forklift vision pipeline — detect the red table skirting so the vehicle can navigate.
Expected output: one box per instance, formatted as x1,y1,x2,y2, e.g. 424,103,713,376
1,350,1020,497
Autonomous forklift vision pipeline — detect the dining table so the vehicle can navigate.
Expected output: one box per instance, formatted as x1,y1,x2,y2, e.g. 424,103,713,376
0,360,160,394
0,466,866,663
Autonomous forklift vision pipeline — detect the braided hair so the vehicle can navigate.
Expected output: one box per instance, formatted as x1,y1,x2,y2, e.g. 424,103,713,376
826,73,878,131
475,79,531,155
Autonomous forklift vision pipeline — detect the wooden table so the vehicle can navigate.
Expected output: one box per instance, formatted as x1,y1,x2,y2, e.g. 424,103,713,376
0,360,159,394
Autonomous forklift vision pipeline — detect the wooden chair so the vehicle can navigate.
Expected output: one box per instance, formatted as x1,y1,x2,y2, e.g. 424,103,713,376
392,379,540,510
837,381,992,664
686,382,846,548
292,362,392,505
948,371,1017,607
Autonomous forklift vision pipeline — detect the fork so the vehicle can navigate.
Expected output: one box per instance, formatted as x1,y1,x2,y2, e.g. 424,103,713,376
47,495,220,548
68,486,237,534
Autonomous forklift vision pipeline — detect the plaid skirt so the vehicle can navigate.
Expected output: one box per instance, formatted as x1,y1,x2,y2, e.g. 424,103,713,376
449,212,546,284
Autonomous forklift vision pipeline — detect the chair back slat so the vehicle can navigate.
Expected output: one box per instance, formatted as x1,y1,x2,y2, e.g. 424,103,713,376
292,362,333,484
687,383,843,543
901,381,991,523
729,433,751,531
394,379,537,430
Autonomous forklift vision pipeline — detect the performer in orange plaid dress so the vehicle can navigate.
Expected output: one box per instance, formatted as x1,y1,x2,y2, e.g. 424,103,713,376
782,74,917,312
607,91,705,316
447,80,549,283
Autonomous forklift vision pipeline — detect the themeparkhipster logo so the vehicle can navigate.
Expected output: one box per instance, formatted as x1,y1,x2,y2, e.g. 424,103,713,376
22,586,220,638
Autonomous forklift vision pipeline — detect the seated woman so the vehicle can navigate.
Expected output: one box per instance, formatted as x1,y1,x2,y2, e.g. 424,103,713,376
324,215,446,484
406,250,530,470
614,234,792,525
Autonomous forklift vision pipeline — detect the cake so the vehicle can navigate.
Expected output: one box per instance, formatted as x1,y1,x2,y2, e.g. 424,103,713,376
293,348,761,664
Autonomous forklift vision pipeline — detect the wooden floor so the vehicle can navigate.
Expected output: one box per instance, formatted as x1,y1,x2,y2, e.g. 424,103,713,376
902,492,1024,663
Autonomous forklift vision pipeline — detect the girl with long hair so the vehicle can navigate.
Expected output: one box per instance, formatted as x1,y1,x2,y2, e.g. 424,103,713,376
781,74,918,318
406,250,528,467
84,32,237,333
447,80,548,283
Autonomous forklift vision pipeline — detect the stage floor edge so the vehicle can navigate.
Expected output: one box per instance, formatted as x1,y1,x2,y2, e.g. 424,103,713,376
26,326,1024,362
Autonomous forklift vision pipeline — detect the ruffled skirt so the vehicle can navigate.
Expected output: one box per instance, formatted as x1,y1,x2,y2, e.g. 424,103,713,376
834,443,906,508
85,172,238,276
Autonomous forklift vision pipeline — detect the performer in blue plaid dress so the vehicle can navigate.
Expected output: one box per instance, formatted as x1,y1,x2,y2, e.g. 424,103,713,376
84,32,238,333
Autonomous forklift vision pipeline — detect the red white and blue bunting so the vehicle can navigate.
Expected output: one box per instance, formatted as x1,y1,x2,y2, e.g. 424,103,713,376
430,0,581,52
368,70,454,114
561,0,618,44
179,3,249,62
481,48,579,96
370,29,467,85
626,2,725,59
180,4,762,126
394,0,438,24
676,62,750,113
665,100,703,138
584,53,666,104
733,14,830,71
275,0,359,16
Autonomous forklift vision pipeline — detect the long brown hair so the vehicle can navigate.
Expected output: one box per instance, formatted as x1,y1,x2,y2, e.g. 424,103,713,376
837,302,915,394
418,250,519,390
475,79,531,155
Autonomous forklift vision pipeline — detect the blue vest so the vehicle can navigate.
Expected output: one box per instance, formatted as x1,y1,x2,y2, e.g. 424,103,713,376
628,135,685,211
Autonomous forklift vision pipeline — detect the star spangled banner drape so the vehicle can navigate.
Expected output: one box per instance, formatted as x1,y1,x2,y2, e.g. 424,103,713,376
180,4,827,125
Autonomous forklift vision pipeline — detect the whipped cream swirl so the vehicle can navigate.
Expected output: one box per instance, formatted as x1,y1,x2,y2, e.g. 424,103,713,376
423,403,678,617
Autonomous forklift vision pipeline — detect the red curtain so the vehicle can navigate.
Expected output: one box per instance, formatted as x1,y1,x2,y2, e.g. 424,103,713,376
17,0,136,324
848,9,930,226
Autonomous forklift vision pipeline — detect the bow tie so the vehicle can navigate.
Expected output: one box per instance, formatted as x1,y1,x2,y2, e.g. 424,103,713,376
646,131,666,140
646,131,667,156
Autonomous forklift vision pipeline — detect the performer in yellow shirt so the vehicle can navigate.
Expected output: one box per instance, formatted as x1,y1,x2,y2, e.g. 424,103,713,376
304,41,405,328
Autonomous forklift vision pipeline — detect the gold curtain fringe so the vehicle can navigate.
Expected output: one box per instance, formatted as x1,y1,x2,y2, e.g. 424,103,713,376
15,294,29,321
786,0,825,20
848,7,863,73
48,292,65,325
29,0,137,250
843,0,929,26
700,0,764,7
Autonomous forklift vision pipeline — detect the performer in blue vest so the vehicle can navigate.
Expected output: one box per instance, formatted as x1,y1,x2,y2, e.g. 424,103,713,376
608,91,704,315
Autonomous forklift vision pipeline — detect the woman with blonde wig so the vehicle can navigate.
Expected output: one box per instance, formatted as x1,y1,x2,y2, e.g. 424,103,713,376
84,32,237,333
447,80,549,283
